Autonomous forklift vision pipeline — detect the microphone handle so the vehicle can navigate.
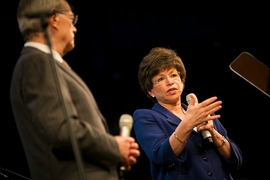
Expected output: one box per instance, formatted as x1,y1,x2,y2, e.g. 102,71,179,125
119,126,130,179
120,127,130,137
202,130,213,143
119,167,125,180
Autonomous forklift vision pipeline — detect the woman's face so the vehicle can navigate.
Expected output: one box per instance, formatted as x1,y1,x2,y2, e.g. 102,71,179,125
148,68,184,105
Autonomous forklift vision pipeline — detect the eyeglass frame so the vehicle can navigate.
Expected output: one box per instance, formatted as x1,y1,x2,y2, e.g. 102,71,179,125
152,71,181,85
55,11,78,25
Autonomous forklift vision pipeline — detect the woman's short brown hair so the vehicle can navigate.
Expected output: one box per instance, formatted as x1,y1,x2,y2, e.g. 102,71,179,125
138,47,186,102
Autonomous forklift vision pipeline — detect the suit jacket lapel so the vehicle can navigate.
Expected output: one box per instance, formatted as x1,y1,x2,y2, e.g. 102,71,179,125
56,61,109,131
152,103,181,126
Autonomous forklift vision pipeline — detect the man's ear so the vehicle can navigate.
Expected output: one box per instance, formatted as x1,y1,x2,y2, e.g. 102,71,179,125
49,13,59,28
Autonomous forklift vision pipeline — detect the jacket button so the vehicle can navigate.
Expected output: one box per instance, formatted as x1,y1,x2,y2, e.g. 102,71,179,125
207,171,213,177
203,157,208,162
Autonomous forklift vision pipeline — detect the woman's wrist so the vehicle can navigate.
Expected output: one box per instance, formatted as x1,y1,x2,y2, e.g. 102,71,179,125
173,132,187,144
216,136,226,148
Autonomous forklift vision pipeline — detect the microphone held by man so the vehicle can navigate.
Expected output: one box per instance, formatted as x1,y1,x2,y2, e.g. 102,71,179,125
117,114,139,180
118,114,139,172
119,114,133,137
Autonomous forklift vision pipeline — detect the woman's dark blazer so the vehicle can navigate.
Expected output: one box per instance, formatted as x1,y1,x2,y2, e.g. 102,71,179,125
133,103,242,180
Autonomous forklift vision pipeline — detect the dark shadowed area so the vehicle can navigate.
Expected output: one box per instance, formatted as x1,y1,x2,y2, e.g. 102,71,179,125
1,1,269,180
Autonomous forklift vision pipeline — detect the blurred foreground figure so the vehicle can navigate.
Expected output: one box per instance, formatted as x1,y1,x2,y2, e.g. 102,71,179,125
10,0,140,179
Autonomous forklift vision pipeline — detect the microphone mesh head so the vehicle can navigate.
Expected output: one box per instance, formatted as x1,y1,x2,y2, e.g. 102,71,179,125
186,93,198,104
119,114,133,130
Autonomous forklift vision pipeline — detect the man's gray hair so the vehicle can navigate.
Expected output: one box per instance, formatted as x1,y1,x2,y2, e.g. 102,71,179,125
17,0,67,41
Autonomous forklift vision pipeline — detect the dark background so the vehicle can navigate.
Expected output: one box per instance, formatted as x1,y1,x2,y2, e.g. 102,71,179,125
1,1,270,180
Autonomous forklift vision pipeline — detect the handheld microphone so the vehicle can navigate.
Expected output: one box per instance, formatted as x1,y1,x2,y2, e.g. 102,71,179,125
119,114,133,172
186,93,213,143
119,114,133,137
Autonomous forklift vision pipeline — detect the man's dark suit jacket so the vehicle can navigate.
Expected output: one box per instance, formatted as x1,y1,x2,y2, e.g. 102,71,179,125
10,47,121,180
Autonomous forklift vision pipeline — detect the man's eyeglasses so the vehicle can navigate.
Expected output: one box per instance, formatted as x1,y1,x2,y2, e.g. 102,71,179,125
57,12,78,25
153,71,181,85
